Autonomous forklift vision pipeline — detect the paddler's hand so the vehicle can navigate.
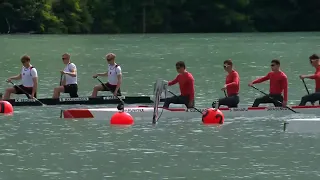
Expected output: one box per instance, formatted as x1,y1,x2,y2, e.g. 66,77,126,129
299,75,306,80
221,85,227,91
248,82,253,87
29,95,34,99
6,78,12,83
282,101,287,107
60,70,65,75
188,101,194,108
113,91,118,96
93,74,98,78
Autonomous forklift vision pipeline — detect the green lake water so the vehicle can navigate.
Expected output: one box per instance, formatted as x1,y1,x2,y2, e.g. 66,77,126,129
0,32,320,179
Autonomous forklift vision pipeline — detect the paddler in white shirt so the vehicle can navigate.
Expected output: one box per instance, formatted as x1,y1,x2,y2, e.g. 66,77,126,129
52,53,78,98
4,55,38,99
91,53,122,97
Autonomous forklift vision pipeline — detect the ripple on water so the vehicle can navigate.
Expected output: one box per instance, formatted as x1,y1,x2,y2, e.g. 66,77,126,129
2,34,320,179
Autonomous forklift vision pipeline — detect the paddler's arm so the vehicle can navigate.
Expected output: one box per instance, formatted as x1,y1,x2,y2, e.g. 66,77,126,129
225,72,239,88
282,75,288,106
8,74,22,81
64,69,76,77
249,73,270,86
32,77,38,98
301,73,320,79
94,72,108,77
168,75,179,86
188,78,195,107
61,75,66,86
114,67,122,95
63,63,77,77
31,68,38,98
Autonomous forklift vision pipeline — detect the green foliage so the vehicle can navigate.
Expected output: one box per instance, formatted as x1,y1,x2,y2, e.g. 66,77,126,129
0,0,319,34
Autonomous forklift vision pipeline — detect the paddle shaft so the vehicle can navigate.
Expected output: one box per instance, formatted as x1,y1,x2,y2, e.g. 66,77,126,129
95,77,124,104
251,85,298,113
302,79,310,94
223,90,227,97
167,90,203,114
59,74,63,86
302,79,314,105
9,81,45,106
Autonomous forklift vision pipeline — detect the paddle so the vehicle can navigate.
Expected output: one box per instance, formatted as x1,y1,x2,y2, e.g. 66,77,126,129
223,90,227,97
250,85,298,113
59,74,63,86
94,77,124,111
167,90,203,114
152,82,162,124
302,79,314,105
8,81,46,106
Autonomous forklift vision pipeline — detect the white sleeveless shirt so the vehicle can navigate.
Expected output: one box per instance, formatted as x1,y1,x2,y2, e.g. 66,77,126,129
64,63,77,85
21,66,38,87
108,64,121,85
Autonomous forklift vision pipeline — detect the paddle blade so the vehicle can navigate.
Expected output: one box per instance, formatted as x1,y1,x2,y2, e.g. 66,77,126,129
152,79,164,124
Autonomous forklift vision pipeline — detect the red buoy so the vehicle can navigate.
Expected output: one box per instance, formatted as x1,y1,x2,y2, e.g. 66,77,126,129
202,108,224,124
0,101,13,115
110,112,134,125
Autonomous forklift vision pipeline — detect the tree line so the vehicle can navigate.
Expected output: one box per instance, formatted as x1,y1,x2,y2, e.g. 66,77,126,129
0,0,319,34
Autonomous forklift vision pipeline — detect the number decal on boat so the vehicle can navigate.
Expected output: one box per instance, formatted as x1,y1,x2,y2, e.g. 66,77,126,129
125,109,144,112
229,108,248,112
59,97,89,102
15,99,36,102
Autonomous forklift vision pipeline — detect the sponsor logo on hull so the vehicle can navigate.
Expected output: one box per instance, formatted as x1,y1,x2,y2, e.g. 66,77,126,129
15,99,36,102
59,97,89,102
102,96,125,100
185,108,206,112
125,109,144,112
229,108,248,112
266,107,288,111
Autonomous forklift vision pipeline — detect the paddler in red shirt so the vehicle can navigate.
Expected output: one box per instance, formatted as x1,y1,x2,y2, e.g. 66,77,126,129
163,61,195,108
248,59,288,107
212,59,240,108
299,54,320,105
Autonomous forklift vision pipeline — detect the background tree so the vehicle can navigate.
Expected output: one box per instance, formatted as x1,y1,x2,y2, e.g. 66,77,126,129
0,0,319,34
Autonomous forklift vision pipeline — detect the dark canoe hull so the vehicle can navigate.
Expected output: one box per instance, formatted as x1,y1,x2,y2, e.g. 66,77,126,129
6,96,166,106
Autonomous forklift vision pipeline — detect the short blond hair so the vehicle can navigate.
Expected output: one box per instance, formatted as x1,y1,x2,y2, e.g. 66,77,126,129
106,53,116,60
21,55,31,62
62,53,70,57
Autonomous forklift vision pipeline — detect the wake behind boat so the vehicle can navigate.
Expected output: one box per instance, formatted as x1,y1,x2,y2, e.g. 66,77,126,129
283,118,320,133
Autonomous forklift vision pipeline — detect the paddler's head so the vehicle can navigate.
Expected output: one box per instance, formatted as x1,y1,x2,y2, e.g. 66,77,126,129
175,61,186,74
223,59,233,73
309,54,320,68
21,55,31,68
62,53,70,65
270,59,280,72
106,53,116,65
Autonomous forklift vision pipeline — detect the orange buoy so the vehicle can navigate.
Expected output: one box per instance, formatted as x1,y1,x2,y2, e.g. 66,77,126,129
110,112,134,125
202,108,224,124
0,101,13,115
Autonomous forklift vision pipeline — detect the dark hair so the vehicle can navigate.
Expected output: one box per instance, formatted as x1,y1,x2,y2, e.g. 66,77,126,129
176,61,185,68
223,59,233,66
271,59,280,65
21,55,30,62
309,54,320,60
